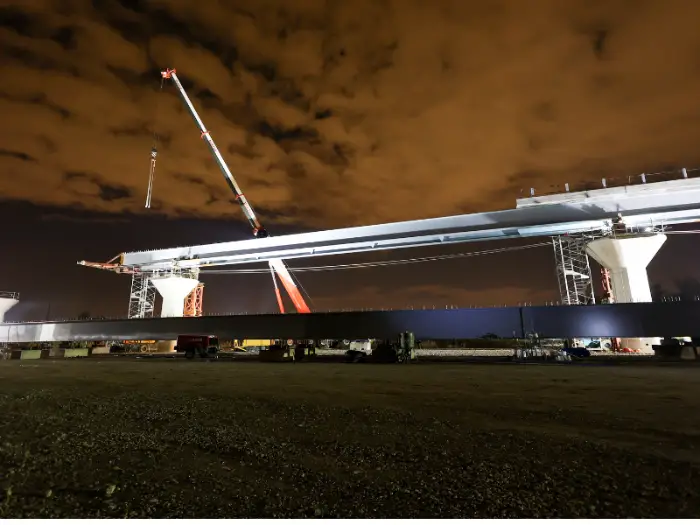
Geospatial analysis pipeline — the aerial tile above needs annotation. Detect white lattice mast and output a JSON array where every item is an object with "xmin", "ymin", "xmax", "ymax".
[
  {"xmin": 127, "ymin": 272, "xmax": 157, "ymax": 319},
  {"xmin": 552, "ymin": 235, "xmax": 596, "ymax": 305},
  {"xmin": 128, "ymin": 268, "xmax": 203, "ymax": 319}
]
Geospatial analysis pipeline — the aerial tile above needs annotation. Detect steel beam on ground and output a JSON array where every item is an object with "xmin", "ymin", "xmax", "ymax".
[{"xmin": 3, "ymin": 302, "xmax": 700, "ymax": 343}]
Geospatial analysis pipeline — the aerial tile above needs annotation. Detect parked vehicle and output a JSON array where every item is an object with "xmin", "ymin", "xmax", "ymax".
[{"xmin": 175, "ymin": 334, "xmax": 220, "ymax": 359}]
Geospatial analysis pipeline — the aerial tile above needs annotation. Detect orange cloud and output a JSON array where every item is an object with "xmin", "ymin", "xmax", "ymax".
[{"xmin": 1, "ymin": 0, "xmax": 700, "ymax": 230}]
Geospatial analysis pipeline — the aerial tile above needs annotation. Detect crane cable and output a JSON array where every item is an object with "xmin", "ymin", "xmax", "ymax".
[
  {"xmin": 291, "ymin": 270, "xmax": 317, "ymax": 310},
  {"xmin": 200, "ymin": 241, "xmax": 552, "ymax": 275},
  {"xmin": 145, "ymin": 75, "xmax": 165, "ymax": 208}
]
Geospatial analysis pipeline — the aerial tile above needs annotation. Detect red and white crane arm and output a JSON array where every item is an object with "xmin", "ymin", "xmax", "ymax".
[
  {"xmin": 161, "ymin": 69, "xmax": 268, "ymax": 238},
  {"xmin": 161, "ymin": 68, "xmax": 310, "ymax": 314}
]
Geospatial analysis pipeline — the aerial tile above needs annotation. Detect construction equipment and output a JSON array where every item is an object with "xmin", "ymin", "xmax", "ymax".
[
  {"xmin": 236, "ymin": 339, "xmax": 274, "ymax": 352},
  {"xmin": 259, "ymin": 343, "xmax": 295, "ymax": 362},
  {"xmin": 145, "ymin": 73, "xmax": 165, "ymax": 209},
  {"xmin": 145, "ymin": 147, "xmax": 157, "ymax": 208},
  {"xmin": 160, "ymin": 68, "xmax": 311, "ymax": 314},
  {"xmin": 257, "ymin": 340, "xmax": 317, "ymax": 362},
  {"xmin": 161, "ymin": 69, "xmax": 267, "ymax": 238},
  {"xmin": 345, "ymin": 332, "xmax": 416, "ymax": 363},
  {"xmin": 78, "ymin": 255, "xmax": 132, "ymax": 274},
  {"xmin": 109, "ymin": 340, "xmax": 156, "ymax": 353},
  {"xmin": 174, "ymin": 334, "xmax": 220, "ymax": 359}
]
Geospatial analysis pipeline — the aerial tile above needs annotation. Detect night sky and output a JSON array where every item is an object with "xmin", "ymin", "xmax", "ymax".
[{"xmin": 2, "ymin": 0, "xmax": 700, "ymax": 321}]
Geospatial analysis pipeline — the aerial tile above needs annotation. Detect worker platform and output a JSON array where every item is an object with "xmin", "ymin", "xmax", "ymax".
[{"xmin": 96, "ymin": 171, "xmax": 700, "ymax": 272}]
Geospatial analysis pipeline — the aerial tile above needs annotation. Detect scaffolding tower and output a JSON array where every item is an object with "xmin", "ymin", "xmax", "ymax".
[
  {"xmin": 127, "ymin": 272, "xmax": 157, "ymax": 319},
  {"xmin": 184, "ymin": 283, "xmax": 204, "ymax": 317},
  {"xmin": 552, "ymin": 235, "xmax": 596, "ymax": 305},
  {"xmin": 128, "ymin": 268, "xmax": 203, "ymax": 318}
]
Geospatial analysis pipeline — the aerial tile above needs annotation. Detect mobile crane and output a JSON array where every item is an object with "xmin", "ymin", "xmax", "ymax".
[{"xmin": 160, "ymin": 69, "xmax": 311, "ymax": 314}]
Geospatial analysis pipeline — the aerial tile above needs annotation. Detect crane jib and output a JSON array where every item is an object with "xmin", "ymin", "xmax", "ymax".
[
  {"xmin": 164, "ymin": 69, "xmax": 268, "ymax": 234},
  {"xmin": 161, "ymin": 67, "xmax": 302, "ymax": 307}
]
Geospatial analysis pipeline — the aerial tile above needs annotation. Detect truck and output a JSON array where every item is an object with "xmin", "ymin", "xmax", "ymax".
[
  {"xmin": 345, "ymin": 333, "xmax": 416, "ymax": 363},
  {"xmin": 349, "ymin": 339, "xmax": 373, "ymax": 353},
  {"xmin": 174, "ymin": 334, "xmax": 220, "ymax": 359}
]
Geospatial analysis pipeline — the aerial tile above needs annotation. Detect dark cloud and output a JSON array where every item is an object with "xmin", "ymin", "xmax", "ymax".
[
  {"xmin": 98, "ymin": 183, "xmax": 131, "ymax": 202},
  {"xmin": 1, "ymin": 0, "xmax": 700, "ymax": 230},
  {"xmin": 0, "ymin": 149, "xmax": 35, "ymax": 162}
]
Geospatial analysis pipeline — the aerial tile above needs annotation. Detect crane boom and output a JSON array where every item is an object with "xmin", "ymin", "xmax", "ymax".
[
  {"xmin": 268, "ymin": 257, "xmax": 311, "ymax": 314},
  {"xmin": 161, "ymin": 68, "xmax": 311, "ymax": 314},
  {"xmin": 161, "ymin": 69, "xmax": 268, "ymax": 238}
]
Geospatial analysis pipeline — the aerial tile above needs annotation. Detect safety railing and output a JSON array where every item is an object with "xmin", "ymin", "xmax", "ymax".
[
  {"xmin": 0, "ymin": 291, "xmax": 19, "ymax": 300},
  {"xmin": 520, "ymin": 167, "xmax": 700, "ymax": 199}
]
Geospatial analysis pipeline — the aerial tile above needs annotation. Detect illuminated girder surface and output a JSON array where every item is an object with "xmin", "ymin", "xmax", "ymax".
[{"xmin": 116, "ymin": 175, "xmax": 700, "ymax": 271}]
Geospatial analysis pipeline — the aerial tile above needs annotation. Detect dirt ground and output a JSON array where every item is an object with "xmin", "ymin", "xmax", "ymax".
[{"xmin": 0, "ymin": 359, "xmax": 698, "ymax": 518}]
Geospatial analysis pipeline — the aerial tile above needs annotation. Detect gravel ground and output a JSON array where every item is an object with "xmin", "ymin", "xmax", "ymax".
[{"xmin": 0, "ymin": 360, "xmax": 698, "ymax": 518}]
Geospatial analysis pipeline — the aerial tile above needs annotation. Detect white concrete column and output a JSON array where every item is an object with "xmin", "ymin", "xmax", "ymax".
[
  {"xmin": 0, "ymin": 297, "xmax": 19, "ymax": 323},
  {"xmin": 586, "ymin": 233, "xmax": 666, "ymax": 351},
  {"xmin": 151, "ymin": 277, "xmax": 199, "ymax": 318},
  {"xmin": 151, "ymin": 277, "xmax": 199, "ymax": 354},
  {"xmin": 586, "ymin": 234, "xmax": 666, "ymax": 303}
]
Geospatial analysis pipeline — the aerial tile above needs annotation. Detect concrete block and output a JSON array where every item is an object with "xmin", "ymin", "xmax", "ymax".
[
  {"xmin": 64, "ymin": 348, "xmax": 89, "ymax": 358},
  {"xmin": 20, "ymin": 350, "xmax": 45, "ymax": 360}
]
